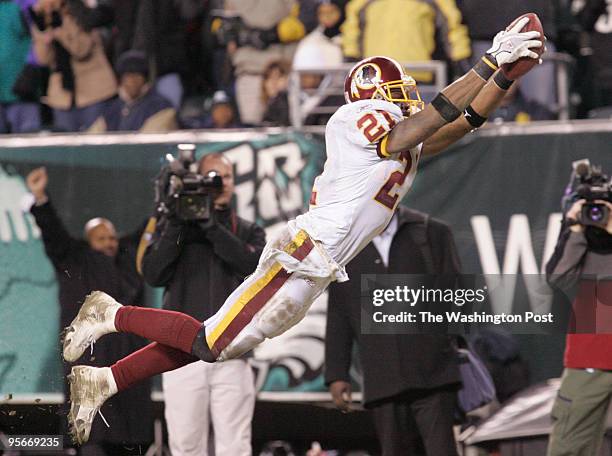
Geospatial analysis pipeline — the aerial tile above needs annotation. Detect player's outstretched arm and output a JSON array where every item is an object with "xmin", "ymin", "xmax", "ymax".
[
  {"xmin": 385, "ymin": 17, "xmax": 542, "ymax": 155},
  {"xmin": 420, "ymin": 70, "xmax": 516, "ymax": 156}
]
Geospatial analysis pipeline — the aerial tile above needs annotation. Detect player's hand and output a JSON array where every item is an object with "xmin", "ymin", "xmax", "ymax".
[
  {"xmin": 329, "ymin": 380, "xmax": 352, "ymax": 413},
  {"xmin": 26, "ymin": 167, "xmax": 48, "ymax": 202},
  {"xmin": 566, "ymin": 199, "xmax": 586, "ymax": 233},
  {"xmin": 486, "ymin": 17, "xmax": 542, "ymax": 66}
]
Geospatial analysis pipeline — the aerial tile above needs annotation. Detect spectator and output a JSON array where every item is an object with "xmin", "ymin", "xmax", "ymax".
[
  {"xmin": 572, "ymin": 0, "xmax": 612, "ymax": 113},
  {"xmin": 315, "ymin": 0, "xmax": 344, "ymax": 40},
  {"xmin": 297, "ymin": 0, "xmax": 322, "ymax": 33},
  {"xmin": 106, "ymin": 0, "xmax": 205, "ymax": 109},
  {"xmin": 222, "ymin": 0, "xmax": 305, "ymax": 125},
  {"xmin": 297, "ymin": 0, "xmax": 346, "ymax": 37},
  {"xmin": 325, "ymin": 207, "xmax": 461, "ymax": 456},
  {"xmin": 489, "ymin": 81, "xmax": 555, "ymax": 123},
  {"xmin": 29, "ymin": 0, "xmax": 117, "ymax": 132},
  {"xmin": 88, "ymin": 50, "xmax": 177, "ymax": 132},
  {"xmin": 261, "ymin": 60, "xmax": 291, "ymax": 126},
  {"xmin": 128, "ymin": 0, "xmax": 202, "ymax": 110},
  {"xmin": 142, "ymin": 153, "xmax": 266, "ymax": 456},
  {"xmin": 546, "ymin": 194, "xmax": 612, "ymax": 456},
  {"xmin": 459, "ymin": 0, "xmax": 558, "ymax": 115},
  {"xmin": 200, "ymin": 90, "xmax": 242, "ymax": 129},
  {"xmin": 293, "ymin": 0, "xmax": 345, "ymax": 67},
  {"xmin": 292, "ymin": 0, "xmax": 345, "ymax": 125},
  {"xmin": 0, "ymin": 0, "xmax": 41, "ymax": 133},
  {"xmin": 341, "ymin": 0, "xmax": 472, "ymax": 81},
  {"xmin": 178, "ymin": 90, "xmax": 242, "ymax": 129},
  {"xmin": 25, "ymin": 166, "xmax": 152, "ymax": 456}
]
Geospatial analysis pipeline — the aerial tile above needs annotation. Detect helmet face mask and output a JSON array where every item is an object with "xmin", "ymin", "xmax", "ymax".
[
  {"xmin": 375, "ymin": 77, "xmax": 424, "ymax": 116},
  {"xmin": 345, "ymin": 56, "xmax": 425, "ymax": 117}
]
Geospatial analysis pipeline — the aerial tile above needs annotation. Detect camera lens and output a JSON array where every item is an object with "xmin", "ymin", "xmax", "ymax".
[{"xmin": 588, "ymin": 205, "xmax": 604, "ymax": 222}]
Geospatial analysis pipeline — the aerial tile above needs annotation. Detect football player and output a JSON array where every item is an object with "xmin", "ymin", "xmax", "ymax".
[{"xmin": 62, "ymin": 16, "xmax": 543, "ymax": 444}]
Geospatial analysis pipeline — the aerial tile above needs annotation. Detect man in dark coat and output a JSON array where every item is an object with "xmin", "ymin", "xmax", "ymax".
[
  {"xmin": 26, "ymin": 167, "xmax": 152, "ymax": 456},
  {"xmin": 325, "ymin": 206, "xmax": 461, "ymax": 456}
]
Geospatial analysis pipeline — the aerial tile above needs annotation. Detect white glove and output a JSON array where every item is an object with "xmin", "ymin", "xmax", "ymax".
[{"xmin": 486, "ymin": 17, "xmax": 542, "ymax": 66}]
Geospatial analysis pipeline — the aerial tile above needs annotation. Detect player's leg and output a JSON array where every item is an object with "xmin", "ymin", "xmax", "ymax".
[
  {"xmin": 102, "ymin": 237, "xmax": 324, "ymax": 392},
  {"xmin": 68, "ymin": 342, "xmax": 197, "ymax": 444},
  {"xmin": 62, "ymin": 226, "xmax": 319, "ymax": 362},
  {"xmin": 193, "ymin": 228, "xmax": 332, "ymax": 361},
  {"xmin": 202, "ymin": 270, "xmax": 330, "ymax": 361},
  {"xmin": 62, "ymin": 291, "xmax": 204, "ymax": 363},
  {"xmin": 63, "ymin": 222, "xmax": 335, "ymax": 365},
  {"xmin": 67, "ymin": 227, "xmax": 333, "ymax": 444}
]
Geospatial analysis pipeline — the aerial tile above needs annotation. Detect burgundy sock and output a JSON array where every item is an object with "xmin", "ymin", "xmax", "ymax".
[
  {"xmin": 111, "ymin": 342, "xmax": 198, "ymax": 391},
  {"xmin": 114, "ymin": 306, "xmax": 201, "ymax": 354}
]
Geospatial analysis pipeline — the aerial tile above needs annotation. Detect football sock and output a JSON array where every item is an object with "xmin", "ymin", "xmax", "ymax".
[
  {"xmin": 114, "ymin": 306, "xmax": 202, "ymax": 354},
  {"xmin": 111, "ymin": 342, "xmax": 198, "ymax": 391}
]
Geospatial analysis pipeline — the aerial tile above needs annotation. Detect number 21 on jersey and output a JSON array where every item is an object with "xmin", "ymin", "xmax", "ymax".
[
  {"xmin": 356, "ymin": 111, "xmax": 414, "ymax": 211},
  {"xmin": 374, "ymin": 149, "xmax": 413, "ymax": 210}
]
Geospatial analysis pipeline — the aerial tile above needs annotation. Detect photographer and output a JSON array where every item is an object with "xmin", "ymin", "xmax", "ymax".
[
  {"xmin": 141, "ymin": 152, "xmax": 266, "ymax": 456},
  {"xmin": 29, "ymin": 0, "xmax": 117, "ymax": 132},
  {"xmin": 546, "ymin": 164, "xmax": 612, "ymax": 456}
]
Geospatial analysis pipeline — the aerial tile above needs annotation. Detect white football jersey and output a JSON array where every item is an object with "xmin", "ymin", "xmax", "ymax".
[{"xmin": 294, "ymin": 98, "xmax": 422, "ymax": 269}]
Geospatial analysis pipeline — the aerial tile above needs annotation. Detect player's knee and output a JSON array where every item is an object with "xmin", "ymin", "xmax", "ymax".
[
  {"xmin": 190, "ymin": 324, "xmax": 216, "ymax": 363},
  {"xmin": 259, "ymin": 297, "xmax": 308, "ymax": 339}
]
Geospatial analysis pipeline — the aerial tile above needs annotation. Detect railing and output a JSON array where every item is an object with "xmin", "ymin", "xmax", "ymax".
[{"xmin": 546, "ymin": 52, "xmax": 575, "ymax": 121}]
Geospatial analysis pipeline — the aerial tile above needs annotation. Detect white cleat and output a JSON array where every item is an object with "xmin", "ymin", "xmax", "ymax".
[
  {"xmin": 62, "ymin": 291, "xmax": 122, "ymax": 362},
  {"xmin": 67, "ymin": 365, "xmax": 116, "ymax": 445}
]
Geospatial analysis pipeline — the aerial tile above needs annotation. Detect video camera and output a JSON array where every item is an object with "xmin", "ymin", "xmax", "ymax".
[
  {"xmin": 564, "ymin": 159, "xmax": 612, "ymax": 229},
  {"xmin": 155, "ymin": 144, "xmax": 223, "ymax": 222}
]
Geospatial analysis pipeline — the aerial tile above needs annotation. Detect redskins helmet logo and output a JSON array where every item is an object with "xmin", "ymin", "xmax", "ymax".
[{"xmin": 351, "ymin": 63, "xmax": 382, "ymax": 99}]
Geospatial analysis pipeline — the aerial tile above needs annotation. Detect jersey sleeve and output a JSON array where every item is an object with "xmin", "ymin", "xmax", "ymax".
[{"xmin": 344, "ymin": 103, "xmax": 402, "ymax": 158}]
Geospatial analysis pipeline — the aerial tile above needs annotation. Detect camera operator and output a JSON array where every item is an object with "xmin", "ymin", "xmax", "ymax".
[
  {"xmin": 141, "ymin": 152, "xmax": 266, "ymax": 456},
  {"xmin": 546, "ymin": 163, "xmax": 612, "ymax": 456}
]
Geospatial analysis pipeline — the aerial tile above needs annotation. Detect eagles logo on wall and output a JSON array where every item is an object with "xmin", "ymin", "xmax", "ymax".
[{"xmin": 351, "ymin": 63, "xmax": 382, "ymax": 98}]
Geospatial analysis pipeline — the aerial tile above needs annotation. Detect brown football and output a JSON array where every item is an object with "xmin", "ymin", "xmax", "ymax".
[{"xmin": 500, "ymin": 13, "xmax": 545, "ymax": 80}]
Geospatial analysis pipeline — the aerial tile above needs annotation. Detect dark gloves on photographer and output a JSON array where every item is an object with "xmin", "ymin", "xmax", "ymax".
[{"xmin": 28, "ymin": 6, "xmax": 62, "ymax": 30}]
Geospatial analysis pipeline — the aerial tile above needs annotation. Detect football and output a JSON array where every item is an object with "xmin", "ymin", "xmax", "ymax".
[{"xmin": 501, "ymin": 13, "xmax": 545, "ymax": 80}]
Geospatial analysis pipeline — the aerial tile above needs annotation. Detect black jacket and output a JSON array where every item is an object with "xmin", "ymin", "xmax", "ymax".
[
  {"xmin": 141, "ymin": 209, "xmax": 266, "ymax": 323},
  {"xmin": 30, "ymin": 200, "xmax": 152, "ymax": 444},
  {"xmin": 130, "ymin": 0, "xmax": 189, "ymax": 77},
  {"xmin": 324, "ymin": 207, "xmax": 461, "ymax": 407}
]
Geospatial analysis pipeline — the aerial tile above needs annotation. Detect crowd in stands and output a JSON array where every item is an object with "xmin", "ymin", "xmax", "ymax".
[{"xmin": 0, "ymin": 0, "xmax": 611, "ymax": 134}]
